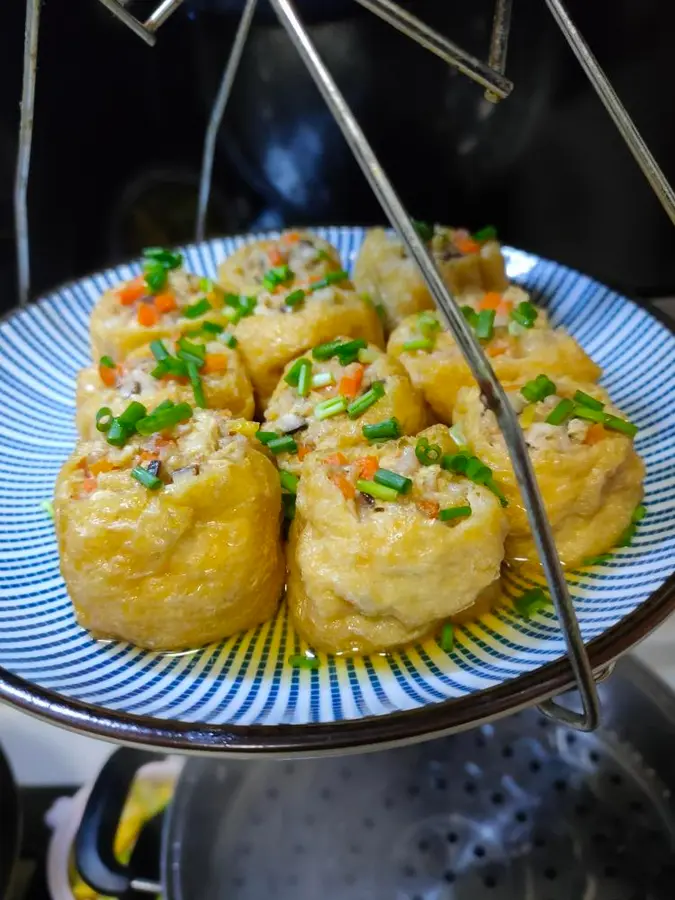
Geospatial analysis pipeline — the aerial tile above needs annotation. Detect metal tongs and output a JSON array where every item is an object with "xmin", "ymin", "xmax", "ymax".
[{"xmin": 15, "ymin": 0, "xmax": 675, "ymax": 732}]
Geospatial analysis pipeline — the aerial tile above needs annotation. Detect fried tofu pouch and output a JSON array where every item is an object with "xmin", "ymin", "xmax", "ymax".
[
  {"xmin": 353, "ymin": 225, "xmax": 508, "ymax": 331},
  {"xmin": 90, "ymin": 268, "xmax": 233, "ymax": 360},
  {"xmin": 287, "ymin": 427, "xmax": 508, "ymax": 654},
  {"xmin": 218, "ymin": 229, "xmax": 343, "ymax": 295},
  {"xmin": 388, "ymin": 288, "xmax": 601, "ymax": 423},
  {"xmin": 263, "ymin": 338, "xmax": 429, "ymax": 474},
  {"xmin": 55, "ymin": 410, "xmax": 284, "ymax": 651},
  {"xmin": 76, "ymin": 339, "xmax": 254, "ymax": 439},
  {"xmin": 453, "ymin": 377, "xmax": 644, "ymax": 569}
]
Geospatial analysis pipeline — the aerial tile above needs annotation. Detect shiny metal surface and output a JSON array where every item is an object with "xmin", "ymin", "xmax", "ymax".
[
  {"xmin": 485, "ymin": 0, "xmax": 512, "ymax": 102},
  {"xmin": 144, "ymin": 0, "xmax": 185, "ymax": 33},
  {"xmin": 165, "ymin": 656, "xmax": 675, "ymax": 900},
  {"xmin": 94, "ymin": 0, "xmax": 156, "ymax": 45},
  {"xmin": 268, "ymin": 0, "xmax": 599, "ymax": 732}
]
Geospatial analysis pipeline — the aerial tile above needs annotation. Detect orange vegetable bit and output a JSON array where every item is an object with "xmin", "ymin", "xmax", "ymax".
[
  {"xmin": 267, "ymin": 247, "xmax": 284, "ymax": 266},
  {"xmin": 117, "ymin": 278, "xmax": 146, "ymax": 306},
  {"xmin": 338, "ymin": 364, "xmax": 364, "ymax": 399},
  {"xmin": 496, "ymin": 299, "xmax": 513, "ymax": 317},
  {"xmin": 416, "ymin": 499, "xmax": 440, "ymax": 519},
  {"xmin": 297, "ymin": 444, "xmax": 314, "ymax": 461},
  {"xmin": 89, "ymin": 459, "xmax": 115, "ymax": 476},
  {"xmin": 478, "ymin": 292, "xmax": 503, "ymax": 311},
  {"xmin": 585, "ymin": 423, "xmax": 606, "ymax": 445},
  {"xmin": 329, "ymin": 470, "xmax": 356, "ymax": 500},
  {"xmin": 323, "ymin": 451, "xmax": 348, "ymax": 466},
  {"xmin": 82, "ymin": 475, "xmax": 97, "ymax": 494},
  {"xmin": 202, "ymin": 353, "xmax": 229, "ymax": 374},
  {"xmin": 98, "ymin": 363, "xmax": 118, "ymax": 387},
  {"xmin": 137, "ymin": 303, "xmax": 160, "ymax": 327},
  {"xmin": 139, "ymin": 450, "xmax": 160, "ymax": 463},
  {"xmin": 356, "ymin": 455, "xmax": 378, "ymax": 480},
  {"xmin": 282, "ymin": 231, "xmax": 300, "ymax": 245},
  {"xmin": 486, "ymin": 339, "xmax": 510, "ymax": 358},
  {"xmin": 454, "ymin": 237, "xmax": 481, "ymax": 255},
  {"xmin": 154, "ymin": 292, "xmax": 177, "ymax": 314}
]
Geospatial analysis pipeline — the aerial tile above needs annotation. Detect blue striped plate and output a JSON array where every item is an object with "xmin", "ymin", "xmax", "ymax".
[{"xmin": 0, "ymin": 227, "xmax": 674, "ymax": 753}]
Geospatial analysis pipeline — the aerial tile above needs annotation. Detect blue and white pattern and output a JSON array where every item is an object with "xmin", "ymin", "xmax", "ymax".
[{"xmin": 0, "ymin": 227, "xmax": 673, "ymax": 728}]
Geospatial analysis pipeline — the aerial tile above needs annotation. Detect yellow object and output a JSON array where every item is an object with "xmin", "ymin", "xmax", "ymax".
[
  {"xmin": 263, "ymin": 338, "xmax": 429, "ymax": 474},
  {"xmin": 287, "ymin": 426, "xmax": 508, "ymax": 654},
  {"xmin": 55, "ymin": 410, "xmax": 285, "ymax": 651},
  {"xmin": 352, "ymin": 226, "xmax": 508, "ymax": 332},
  {"xmin": 453, "ymin": 378, "xmax": 644, "ymax": 569},
  {"xmin": 76, "ymin": 340, "xmax": 254, "ymax": 440}
]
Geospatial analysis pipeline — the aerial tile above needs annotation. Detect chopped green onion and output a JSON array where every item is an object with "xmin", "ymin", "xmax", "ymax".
[
  {"xmin": 315, "ymin": 249, "xmax": 332, "ymax": 261},
  {"xmin": 118, "ymin": 401, "xmax": 147, "ymax": 428},
  {"xmin": 413, "ymin": 220, "xmax": 434, "ymax": 242},
  {"xmin": 448, "ymin": 424, "xmax": 467, "ymax": 448},
  {"xmin": 439, "ymin": 505, "xmax": 472, "ymax": 521},
  {"xmin": 131, "ymin": 465, "xmax": 163, "ymax": 490},
  {"xmin": 472, "ymin": 225, "xmax": 498, "ymax": 243},
  {"xmin": 284, "ymin": 357, "xmax": 309, "ymax": 387},
  {"xmin": 314, "ymin": 396, "xmax": 348, "ymax": 420},
  {"xmin": 312, "ymin": 339, "xmax": 346, "ymax": 361},
  {"xmin": 486, "ymin": 477, "xmax": 508, "ymax": 507},
  {"xmin": 297, "ymin": 359, "xmax": 312, "ymax": 398},
  {"xmin": 238, "ymin": 295, "xmax": 257, "ymax": 319},
  {"xmin": 142, "ymin": 247, "xmax": 182, "ymax": 270},
  {"xmin": 311, "ymin": 371, "xmax": 334, "ymax": 389},
  {"xmin": 475, "ymin": 309, "xmax": 496, "ymax": 341},
  {"xmin": 183, "ymin": 298, "xmax": 212, "ymax": 319},
  {"xmin": 418, "ymin": 311, "xmax": 440, "ymax": 337},
  {"xmin": 402, "ymin": 338, "xmax": 434, "ymax": 352},
  {"xmin": 583, "ymin": 553, "xmax": 613, "ymax": 566},
  {"xmin": 282, "ymin": 493, "xmax": 296, "ymax": 521},
  {"xmin": 288, "ymin": 653, "xmax": 320, "ymax": 670},
  {"xmin": 461, "ymin": 305, "xmax": 479, "ymax": 327},
  {"xmin": 151, "ymin": 357, "xmax": 189, "ymax": 379},
  {"xmin": 285, "ymin": 289, "xmax": 306, "ymax": 308},
  {"xmin": 465, "ymin": 457, "xmax": 492, "ymax": 484},
  {"xmin": 545, "ymin": 398, "xmax": 575, "ymax": 426},
  {"xmin": 312, "ymin": 338, "xmax": 367, "ymax": 365},
  {"xmin": 280, "ymin": 470, "xmax": 299, "ymax": 494},
  {"xmin": 224, "ymin": 292, "xmax": 241, "ymax": 308},
  {"xmin": 357, "ymin": 346, "xmax": 379, "ymax": 364},
  {"xmin": 603, "ymin": 414, "xmax": 638, "ymax": 437},
  {"xmin": 187, "ymin": 361, "xmax": 207, "ymax": 409},
  {"xmin": 574, "ymin": 390, "xmax": 604, "ymax": 411},
  {"xmin": 262, "ymin": 264, "xmax": 295, "ymax": 292},
  {"xmin": 135, "ymin": 402, "xmax": 193, "ymax": 435},
  {"xmin": 373, "ymin": 467, "xmax": 412, "ymax": 494},
  {"xmin": 632, "ymin": 504, "xmax": 647, "ymax": 523},
  {"xmin": 267, "ymin": 435, "xmax": 298, "ymax": 455},
  {"xmin": 510, "ymin": 301, "xmax": 538, "ymax": 329},
  {"xmin": 441, "ymin": 451, "xmax": 471, "ymax": 475},
  {"xmin": 573, "ymin": 404, "xmax": 605, "ymax": 424},
  {"xmin": 106, "ymin": 419, "xmax": 133, "ymax": 448},
  {"xmin": 514, "ymin": 587, "xmax": 549, "ymax": 618},
  {"xmin": 256, "ymin": 431, "xmax": 279, "ymax": 445},
  {"xmin": 415, "ymin": 437, "xmax": 442, "ymax": 465},
  {"xmin": 40, "ymin": 499, "xmax": 55, "ymax": 521},
  {"xmin": 99, "ymin": 355, "xmax": 116, "ymax": 369},
  {"xmin": 356, "ymin": 479, "xmax": 399, "ymax": 502},
  {"xmin": 508, "ymin": 320, "xmax": 527, "ymax": 337},
  {"xmin": 441, "ymin": 452, "xmax": 508, "ymax": 506},
  {"xmin": 347, "ymin": 382, "xmax": 385, "ymax": 419},
  {"xmin": 375, "ymin": 302, "xmax": 386, "ymax": 323},
  {"xmin": 308, "ymin": 270, "xmax": 349, "ymax": 292},
  {"xmin": 520, "ymin": 374, "xmax": 556, "ymax": 403},
  {"xmin": 150, "ymin": 340, "xmax": 169, "ymax": 362},
  {"xmin": 439, "ymin": 622, "xmax": 454, "ymax": 652},
  {"xmin": 219, "ymin": 331, "xmax": 237, "ymax": 349},
  {"xmin": 143, "ymin": 262, "xmax": 167, "ymax": 293},
  {"xmin": 362, "ymin": 417, "xmax": 401, "ymax": 442},
  {"xmin": 201, "ymin": 320, "xmax": 224, "ymax": 335},
  {"xmin": 199, "ymin": 277, "xmax": 214, "ymax": 293},
  {"xmin": 153, "ymin": 400, "xmax": 175, "ymax": 413},
  {"xmin": 617, "ymin": 523, "xmax": 637, "ymax": 547},
  {"xmin": 96, "ymin": 407, "xmax": 114, "ymax": 433},
  {"xmin": 176, "ymin": 337, "xmax": 206, "ymax": 367}
]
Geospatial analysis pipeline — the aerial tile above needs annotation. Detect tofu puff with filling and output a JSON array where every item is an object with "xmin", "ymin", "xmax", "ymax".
[
  {"xmin": 262, "ymin": 338, "xmax": 429, "ymax": 475},
  {"xmin": 54, "ymin": 409, "xmax": 285, "ymax": 651},
  {"xmin": 352, "ymin": 225, "xmax": 508, "ymax": 332},
  {"xmin": 225, "ymin": 271, "xmax": 384, "ymax": 410},
  {"xmin": 218, "ymin": 229, "xmax": 343, "ymax": 295},
  {"xmin": 76, "ymin": 337, "xmax": 254, "ymax": 439},
  {"xmin": 90, "ymin": 264, "xmax": 235, "ymax": 360},
  {"xmin": 287, "ymin": 426, "xmax": 508, "ymax": 654},
  {"xmin": 388, "ymin": 287, "xmax": 601, "ymax": 424},
  {"xmin": 453, "ymin": 376, "xmax": 644, "ymax": 569}
]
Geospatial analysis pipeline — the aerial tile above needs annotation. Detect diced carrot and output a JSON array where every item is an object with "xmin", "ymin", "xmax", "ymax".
[
  {"xmin": 323, "ymin": 452, "xmax": 348, "ymax": 466},
  {"xmin": 585, "ymin": 423, "xmax": 606, "ymax": 445},
  {"xmin": 267, "ymin": 247, "xmax": 284, "ymax": 266},
  {"xmin": 486, "ymin": 340, "xmax": 509, "ymax": 358},
  {"xmin": 338, "ymin": 364, "xmax": 364, "ymax": 399},
  {"xmin": 416, "ymin": 499, "xmax": 440, "ymax": 519},
  {"xmin": 297, "ymin": 444, "xmax": 314, "ymax": 461},
  {"xmin": 154, "ymin": 292, "xmax": 177, "ymax": 314},
  {"xmin": 356, "ymin": 455, "xmax": 378, "ymax": 480},
  {"xmin": 454, "ymin": 237, "xmax": 481, "ymax": 255},
  {"xmin": 137, "ymin": 303, "xmax": 160, "ymax": 327},
  {"xmin": 118, "ymin": 278, "xmax": 146, "ymax": 306},
  {"xmin": 89, "ymin": 459, "xmax": 115, "ymax": 476},
  {"xmin": 98, "ymin": 363, "xmax": 118, "ymax": 387},
  {"xmin": 282, "ymin": 231, "xmax": 300, "ymax": 245},
  {"xmin": 478, "ymin": 292, "xmax": 503, "ymax": 311},
  {"xmin": 139, "ymin": 450, "xmax": 159, "ymax": 463},
  {"xmin": 329, "ymin": 471, "xmax": 356, "ymax": 500},
  {"xmin": 202, "ymin": 353, "xmax": 229, "ymax": 374},
  {"xmin": 82, "ymin": 475, "xmax": 97, "ymax": 494},
  {"xmin": 496, "ymin": 299, "xmax": 513, "ymax": 316}
]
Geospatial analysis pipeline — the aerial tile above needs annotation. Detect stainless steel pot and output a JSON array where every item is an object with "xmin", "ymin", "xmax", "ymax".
[{"xmin": 75, "ymin": 655, "xmax": 675, "ymax": 899}]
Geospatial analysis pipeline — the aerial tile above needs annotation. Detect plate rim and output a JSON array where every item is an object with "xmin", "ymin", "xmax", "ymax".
[{"xmin": 1, "ymin": 231, "xmax": 674, "ymax": 754}]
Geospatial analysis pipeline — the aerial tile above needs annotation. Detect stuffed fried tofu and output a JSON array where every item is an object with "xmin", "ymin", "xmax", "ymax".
[
  {"xmin": 76, "ymin": 335, "xmax": 254, "ymax": 439},
  {"xmin": 55, "ymin": 407, "xmax": 284, "ymax": 651},
  {"xmin": 218, "ymin": 229, "xmax": 343, "ymax": 295},
  {"xmin": 287, "ymin": 426, "xmax": 508, "ymax": 654},
  {"xmin": 388, "ymin": 287, "xmax": 601, "ymax": 423},
  {"xmin": 90, "ymin": 247, "xmax": 234, "ymax": 360},
  {"xmin": 453, "ymin": 376, "xmax": 644, "ymax": 569},
  {"xmin": 261, "ymin": 337, "xmax": 429, "ymax": 475},
  {"xmin": 352, "ymin": 224, "xmax": 508, "ymax": 331}
]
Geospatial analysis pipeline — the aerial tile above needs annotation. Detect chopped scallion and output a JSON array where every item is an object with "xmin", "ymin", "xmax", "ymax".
[
  {"xmin": 96, "ymin": 407, "xmax": 113, "ymax": 433},
  {"xmin": 176, "ymin": 337, "xmax": 206, "ymax": 367},
  {"xmin": 256, "ymin": 431, "xmax": 279, "ymax": 445},
  {"xmin": 199, "ymin": 277, "xmax": 214, "ymax": 293},
  {"xmin": 280, "ymin": 470, "xmax": 299, "ymax": 494},
  {"xmin": 135, "ymin": 403, "xmax": 193, "ymax": 435},
  {"xmin": 142, "ymin": 247, "xmax": 182, "ymax": 270},
  {"xmin": 413, "ymin": 220, "xmax": 434, "ymax": 242},
  {"xmin": 267, "ymin": 435, "xmax": 298, "ymax": 455},
  {"xmin": 106, "ymin": 419, "xmax": 132, "ymax": 448},
  {"xmin": 262, "ymin": 264, "xmax": 294, "ymax": 292},
  {"xmin": 288, "ymin": 653, "xmax": 320, "ymax": 670},
  {"xmin": 510, "ymin": 301, "xmax": 538, "ymax": 329},
  {"xmin": 514, "ymin": 587, "xmax": 549, "ymax": 618},
  {"xmin": 284, "ymin": 357, "xmax": 309, "ymax": 387},
  {"xmin": 311, "ymin": 371, "xmax": 335, "ymax": 389},
  {"xmin": 520, "ymin": 374, "xmax": 556, "ymax": 404},
  {"xmin": 201, "ymin": 320, "xmax": 224, "ymax": 335},
  {"xmin": 439, "ymin": 505, "xmax": 472, "ymax": 521},
  {"xmin": 285, "ymin": 289, "xmax": 306, "ymax": 308},
  {"xmin": 439, "ymin": 622, "xmax": 454, "ymax": 652},
  {"xmin": 40, "ymin": 499, "xmax": 55, "ymax": 521},
  {"xmin": 617, "ymin": 523, "xmax": 637, "ymax": 547},
  {"xmin": 603, "ymin": 414, "xmax": 638, "ymax": 437},
  {"xmin": 572, "ymin": 405, "xmax": 605, "ymax": 424},
  {"xmin": 418, "ymin": 311, "xmax": 440, "ymax": 338},
  {"xmin": 187, "ymin": 361, "xmax": 207, "ymax": 409},
  {"xmin": 402, "ymin": 338, "xmax": 434, "ymax": 352},
  {"xmin": 356, "ymin": 479, "xmax": 399, "ymax": 502},
  {"xmin": 632, "ymin": 504, "xmax": 647, "ymax": 523},
  {"xmin": 373, "ymin": 467, "xmax": 412, "ymax": 494},
  {"xmin": 150, "ymin": 340, "xmax": 169, "ymax": 362},
  {"xmin": 475, "ymin": 309, "xmax": 496, "ymax": 341},
  {"xmin": 219, "ymin": 331, "xmax": 237, "ymax": 349},
  {"xmin": 415, "ymin": 437, "xmax": 442, "ymax": 465},
  {"xmin": 461, "ymin": 305, "xmax": 479, "ymax": 327},
  {"xmin": 282, "ymin": 493, "xmax": 296, "ymax": 521},
  {"xmin": 297, "ymin": 359, "xmax": 312, "ymax": 398},
  {"xmin": 574, "ymin": 390, "xmax": 604, "ymax": 411},
  {"xmin": 118, "ymin": 401, "xmax": 148, "ymax": 428},
  {"xmin": 357, "ymin": 346, "xmax": 379, "ymax": 364},
  {"xmin": 99, "ymin": 355, "xmax": 116, "ymax": 369},
  {"xmin": 143, "ymin": 262, "xmax": 168, "ymax": 294},
  {"xmin": 183, "ymin": 298, "xmax": 212, "ymax": 319},
  {"xmin": 583, "ymin": 553, "xmax": 613, "ymax": 566},
  {"xmin": 347, "ymin": 382, "xmax": 385, "ymax": 419},
  {"xmin": 308, "ymin": 270, "xmax": 349, "ymax": 291},
  {"xmin": 131, "ymin": 465, "xmax": 163, "ymax": 490},
  {"xmin": 312, "ymin": 339, "xmax": 345, "ymax": 361},
  {"xmin": 314, "ymin": 396, "xmax": 348, "ymax": 420},
  {"xmin": 545, "ymin": 398, "xmax": 575, "ymax": 426},
  {"xmin": 472, "ymin": 225, "xmax": 497, "ymax": 242},
  {"xmin": 362, "ymin": 417, "xmax": 401, "ymax": 442},
  {"xmin": 448, "ymin": 424, "xmax": 467, "ymax": 448}
]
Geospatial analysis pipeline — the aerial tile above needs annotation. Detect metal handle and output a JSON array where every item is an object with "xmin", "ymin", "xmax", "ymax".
[{"xmin": 94, "ymin": 0, "xmax": 185, "ymax": 46}]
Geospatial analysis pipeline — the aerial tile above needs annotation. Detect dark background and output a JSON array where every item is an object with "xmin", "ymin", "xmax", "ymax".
[{"xmin": 1, "ymin": 0, "xmax": 674, "ymax": 310}]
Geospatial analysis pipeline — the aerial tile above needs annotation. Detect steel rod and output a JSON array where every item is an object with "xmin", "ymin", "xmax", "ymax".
[
  {"xmin": 353, "ymin": 0, "xmax": 513, "ymax": 100},
  {"xmin": 269, "ymin": 0, "xmax": 599, "ymax": 731},
  {"xmin": 196, "ymin": 0, "xmax": 258, "ymax": 243},
  {"xmin": 545, "ymin": 0, "xmax": 675, "ymax": 228},
  {"xmin": 485, "ymin": 0, "xmax": 512, "ymax": 103},
  {"xmin": 14, "ymin": 0, "xmax": 41, "ymax": 307},
  {"xmin": 144, "ymin": 0, "xmax": 185, "ymax": 33},
  {"xmin": 95, "ymin": 0, "xmax": 155, "ymax": 45}
]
